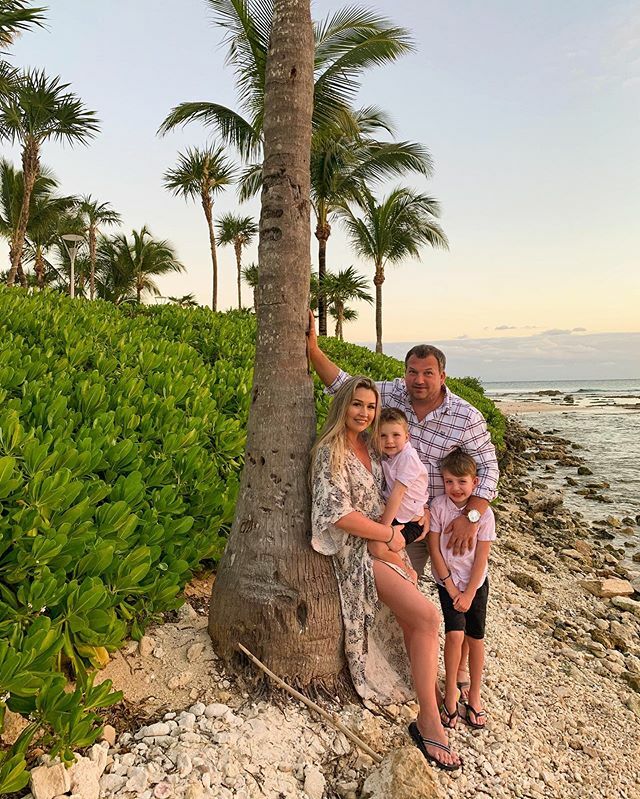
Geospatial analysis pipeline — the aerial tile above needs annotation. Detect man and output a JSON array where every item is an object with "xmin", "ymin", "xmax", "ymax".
[{"xmin": 307, "ymin": 313, "xmax": 499, "ymax": 576}]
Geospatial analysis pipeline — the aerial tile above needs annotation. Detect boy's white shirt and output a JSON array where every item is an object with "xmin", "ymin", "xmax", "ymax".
[
  {"xmin": 381, "ymin": 441, "xmax": 429, "ymax": 522},
  {"xmin": 429, "ymin": 494, "xmax": 496, "ymax": 591}
]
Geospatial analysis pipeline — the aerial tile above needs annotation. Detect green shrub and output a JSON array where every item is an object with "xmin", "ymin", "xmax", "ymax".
[{"xmin": 0, "ymin": 290, "xmax": 504, "ymax": 787}]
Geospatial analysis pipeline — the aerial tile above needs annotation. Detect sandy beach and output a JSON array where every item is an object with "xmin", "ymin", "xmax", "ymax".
[{"xmin": 13, "ymin": 417, "xmax": 640, "ymax": 799}]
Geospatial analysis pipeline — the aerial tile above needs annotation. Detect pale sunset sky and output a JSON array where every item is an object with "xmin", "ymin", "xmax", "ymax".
[{"xmin": 5, "ymin": 1, "xmax": 639, "ymax": 379}]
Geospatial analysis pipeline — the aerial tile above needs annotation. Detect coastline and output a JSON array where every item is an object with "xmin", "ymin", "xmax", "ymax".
[{"xmin": 11, "ymin": 417, "xmax": 640, "ymax": 799}]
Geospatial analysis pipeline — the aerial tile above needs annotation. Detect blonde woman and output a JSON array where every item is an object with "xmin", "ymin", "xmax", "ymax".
[{"xmin": 311, "ymin": 376, "xmax": 462, "ymax": 771}]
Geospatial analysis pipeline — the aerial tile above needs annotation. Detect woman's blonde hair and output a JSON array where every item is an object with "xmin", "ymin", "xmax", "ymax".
[{"xmin": 311, "ymin": 376, "xmax": 381, "ymax": 476}]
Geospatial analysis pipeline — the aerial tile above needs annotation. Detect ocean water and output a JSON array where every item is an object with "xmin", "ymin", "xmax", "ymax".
[{"xmin": 485, "ymin": 379, "xmax": 640, "ymax": 564}]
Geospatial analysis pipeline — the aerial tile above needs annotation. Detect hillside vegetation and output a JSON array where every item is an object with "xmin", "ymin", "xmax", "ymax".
[{"xmin": 0, "ymin": 289, "xmax": 504, "ymax": 791}]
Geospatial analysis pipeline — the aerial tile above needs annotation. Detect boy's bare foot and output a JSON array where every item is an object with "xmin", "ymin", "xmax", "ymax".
[
  {"xmin": 464, "ymin": 697, "xmax": 487, "ymax": 729},
  {"xmin": 456, "ymin": 668, "xmax": 470, "ymax": 702}
]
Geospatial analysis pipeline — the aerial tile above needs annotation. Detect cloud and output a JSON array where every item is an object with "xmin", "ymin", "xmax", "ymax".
[
  {"xmin": 380, "ymin": 332, "xmax": 640, "ymax": 382},
  {"xmin": 541, "ymin": 328, "xmax": 572, "ymax": 336},
  {"xmin": 572, "ymin": 327, "xmax": 587, "ymax": 332},
  {"xmin": 495, "ymin": 325, "xmax": 517, "ymax": 330},
  {"xmin": 456, "ymin": 334, "xmax": 468, "ymax": 340}
]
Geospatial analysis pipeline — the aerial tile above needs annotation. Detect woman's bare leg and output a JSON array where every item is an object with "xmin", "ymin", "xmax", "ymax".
[{"xmin": 373, "ymin": 561, "xmax": 461, "ymax": 767}]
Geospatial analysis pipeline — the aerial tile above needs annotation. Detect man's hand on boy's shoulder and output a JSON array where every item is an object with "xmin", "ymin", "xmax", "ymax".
[{"xmin": 445, "ymin": 514, "xmax": 478, "ymax": 555}]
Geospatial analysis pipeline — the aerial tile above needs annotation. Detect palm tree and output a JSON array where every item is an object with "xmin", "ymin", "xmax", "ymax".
[
  {"xmin": 241, "ymin": 262, "xmax": 258, "ymax": 309},
  {"xmin": 0, "ymin": 69, "xmax": 99, "ymax": 287},
  {"xmin": 320, "ymin": 266, "xmax": 372, "ymax": 340},
  {"xmin": 329, "ymin": 304, "xmax": 358, "ymax": 340},
  {"xmin": 0, "ymin": 158, "xmax": 58, "ymax": 280},
  {"xmin": 158, "ymin": 1, "xmax": 412, "ymax": 161},
  {"xmin": 97, "ymin": 226, "xmax": 184, "ymax": 305},
  {"xmin": 340, "ymin": 186, "xmax": 448, "ymax": 353},
  {"xmin": 25, "ymin": 192, "xmax": 79, "ymax": 289},
  {"xmin": 163, "ymin": 146, "xmax": 235, "ymax": 311},
  {"xmin": 215, "ymin": 212, "xmax": 257, "ymax": 308},
  {"xmin": 209, "ymin": 0, "xmax": 345, "ymax": 687},
  {"xmin": 78, "ymin": 196, "xmax": 121, "ymax": 301},
  {"xmin": 168, "ymin": 293, "xmax": 198, "ymax": 307},
  {"xmin": 0, "ymin": 1, "xmax": 45, "ymax": 95},
  {"xmin": 310, "ymin": 106, "xmax": 432, "ymax": 334}
]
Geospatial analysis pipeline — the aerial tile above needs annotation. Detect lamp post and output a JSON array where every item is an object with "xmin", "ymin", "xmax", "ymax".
[{"xmin": 61, "ymin": 234, "xmax": 84, "ymax": 299}]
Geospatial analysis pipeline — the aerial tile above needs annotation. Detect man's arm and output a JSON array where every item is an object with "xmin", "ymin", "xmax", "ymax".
[
  {"xmin": 445, "ymin": 409, "xmax": 499, "ymax": 555},
  {"xmin": 307, "ymin": 310, "xmax": 340, "ymax": 387}
]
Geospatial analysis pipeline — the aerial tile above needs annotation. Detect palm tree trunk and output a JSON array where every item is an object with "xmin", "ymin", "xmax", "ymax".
[
  {"xmin": 201, "ymin": 193, "xmax": 218, "ymax": 311},
  {"xmin": 315, "ymin": 216, "xmax": 331, "ymax": 337},
  {"xmin": 335, "ymin": 300, "xmax": 343, "ymax": 340},
  {"xmin": 89, "ymin": 225, "xmax": 97, "ymax": 301},
  {"xmin": 374, "ymin": 265, "xmax": 384, "ymax": 354},
  {"xmin": 234, "ymin": 238, "xmax": 243, "ymax": 309},
  {"xmin": 34, "ymin": 245, "xmax": 45, "ymax": 289},
  {"xmin": 7, "ymin": 140, "xmax": 39, "ymax": 287},
  {"xmin": 209, "ymin": 0, "xmax": 346, "ymax": 688}
]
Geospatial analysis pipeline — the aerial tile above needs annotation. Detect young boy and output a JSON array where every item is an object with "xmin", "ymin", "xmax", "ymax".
[
  {"xmin": 428, "ymin": 449, "xmax": 496, "ymax": 730},
  {"xmin": 368, "ymin": 408, "xmax": 429, "ymax": 582}
]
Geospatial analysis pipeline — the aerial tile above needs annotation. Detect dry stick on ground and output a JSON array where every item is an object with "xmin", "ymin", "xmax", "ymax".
[{"xmin": 237, "ymin": 643, "xmax": 383, "ymax": 764}]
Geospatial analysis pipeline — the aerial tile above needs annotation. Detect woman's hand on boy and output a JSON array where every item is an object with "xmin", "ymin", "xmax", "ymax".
[
  {"xmin": 415, "ymin": 508, "xmax": 430, "ymax": 541},
  {"xmin": 387, "ymin": 524, "xmax": 405, "ymax": 552}
]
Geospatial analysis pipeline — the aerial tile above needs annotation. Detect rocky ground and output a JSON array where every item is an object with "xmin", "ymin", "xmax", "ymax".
[{"xmin": 15, "ymin": 418, "xmax": 640, "ymax": 799}]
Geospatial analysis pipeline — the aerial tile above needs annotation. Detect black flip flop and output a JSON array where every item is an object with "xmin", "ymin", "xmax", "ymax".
[
  {"xmin": 439, "ymin": 703, "xmax": 458, "ymax": 729},
  {"xmin": 408, "ymin": 722, "xmax": 463, "ymax": 772},
  {"xmin": 463, "ymin": 703, "xmax": 487, "ymax": 730}
]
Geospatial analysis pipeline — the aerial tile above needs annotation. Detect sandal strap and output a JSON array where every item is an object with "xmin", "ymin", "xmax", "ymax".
[
  {"xmin": 420, "ymin": 737, "xmax": 452, "ymax": 754},
  {"xmin": 466, "ymin": 704, "xmax": 486, "ymax": 718}
]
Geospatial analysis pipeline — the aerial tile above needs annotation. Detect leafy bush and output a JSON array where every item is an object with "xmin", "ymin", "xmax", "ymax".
[{"xmin": 0, "ymin": 290, "xmax": 504, "ymax": 790}]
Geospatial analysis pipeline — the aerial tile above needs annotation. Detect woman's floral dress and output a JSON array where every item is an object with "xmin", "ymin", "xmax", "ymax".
[{"xmin": 311, "ymin": 443, "xmax": 414, "ymax": 705}]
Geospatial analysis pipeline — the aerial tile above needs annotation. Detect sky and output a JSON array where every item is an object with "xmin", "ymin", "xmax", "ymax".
[{"xmin": 4, "ymin": 0, "xmax": 639, "ymax": 380}]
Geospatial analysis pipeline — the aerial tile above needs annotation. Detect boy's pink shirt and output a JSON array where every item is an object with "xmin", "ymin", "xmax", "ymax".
[
  {"xmin": 381, "ymin": 441, "xmax": 429, "ymax": 522},
  {"xmin": 429, "ymin": 494, "xmax": 496, "ymax": 591}
]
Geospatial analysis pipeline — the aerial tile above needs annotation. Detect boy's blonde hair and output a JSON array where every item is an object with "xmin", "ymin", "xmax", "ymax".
[
  {"xmin": 379, "ymin": 407, "xmax": 409, "ymax": 433},
  {"xmin": 312, "ymin": 376, "xmax": 380, "ymax": 476},
  {"xmin": 440, "ymin": 448, "xmax": 477, "ymax": 478}
]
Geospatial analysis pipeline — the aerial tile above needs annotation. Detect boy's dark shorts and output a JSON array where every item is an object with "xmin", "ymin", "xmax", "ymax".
[
  {"xmin": 436, "ymin": 579, "xmax": 489, "ymax": 640},
  {"xmin": 393, "ymin": 518, "xmax": 424, "ymax": 545}
]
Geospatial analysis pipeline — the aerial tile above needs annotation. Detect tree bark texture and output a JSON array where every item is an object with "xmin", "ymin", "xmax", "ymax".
[
  {"xmin": 374, "ymin": 266, "xmax": 384, "ymax": 353},
  {"xmin": 315, "ymin": 217, "xmax": 331, "ymax": 336},
  {"xmin": 201, "ymin": 193, "xmax": 218, "ymax": 311},
  {"xmin": 7, "ymin": 139, "xmax": 39, "ymax": 287},
  {"xmin": 209, "ymin": 0, "xmax": 346, "ymax": 686}
]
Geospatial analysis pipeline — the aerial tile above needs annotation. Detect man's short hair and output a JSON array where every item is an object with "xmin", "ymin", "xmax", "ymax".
[
  {"xmin": 404, "ymin": 345, "xmax": 446, "ymax": 372},
  {"xmin": 440, "ymin": 449, "xmax": 477, "ymax": 478}
]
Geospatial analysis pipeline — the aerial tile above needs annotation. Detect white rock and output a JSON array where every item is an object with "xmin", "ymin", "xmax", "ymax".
[
  {"xmin": 204, "ymin": 702, "xmax": 229, "ymax": 719},
  {"xmin": 304, "ymin": 765, "xmax": 326, "ymax": 799},
  {"xmin": 100, "ymin": 773, "xmax": 127, "ymax": 793},
  {"xmin": 125, "ymin": 766, "xmax": 149, "ymax": 793},
  {"xmin": 88, "ymin": 743, "xmax": 108, "ymax": 776},
  {"xmin": 30, "ymin": 763, "xmax": 71, "ymax": 799},
  {"xmin": 138, "ymin": 635, "xmax": 155, "ymax": 657},
  {"xmin": 153, "ymin": 782, "xmax": 173, "ymax": 798},
  {"xmin": 136, "ymin": 722, "xmax": 171, "ymax": 740},
  {"xmin": 189, "ymin": 702, "xmax": 206, "ymax": 717},
  {"xmin": 68, "ymin": 756, "xmax": 100, "ymax": 799},
  {"xmin": 177, "ymin": 603, "xmax": 198, "ymax": 622},
  {"xmin": 176, "ymin": 753, "xmax": 193, "ymax": 777},
  {"xmin": 185, "ymin": 785, "xmax": 205, "ymax": 799}
]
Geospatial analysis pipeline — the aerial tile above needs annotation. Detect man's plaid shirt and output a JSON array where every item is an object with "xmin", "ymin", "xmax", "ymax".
[{"xmin": 329, "ymin": 371, "xmax": 499, "ymax": 502}]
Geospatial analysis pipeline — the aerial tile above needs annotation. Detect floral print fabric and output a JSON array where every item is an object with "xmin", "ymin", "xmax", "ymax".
[{"xmin": 311, "ymin": 444, "xmax": 414, "ymax": 704}]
